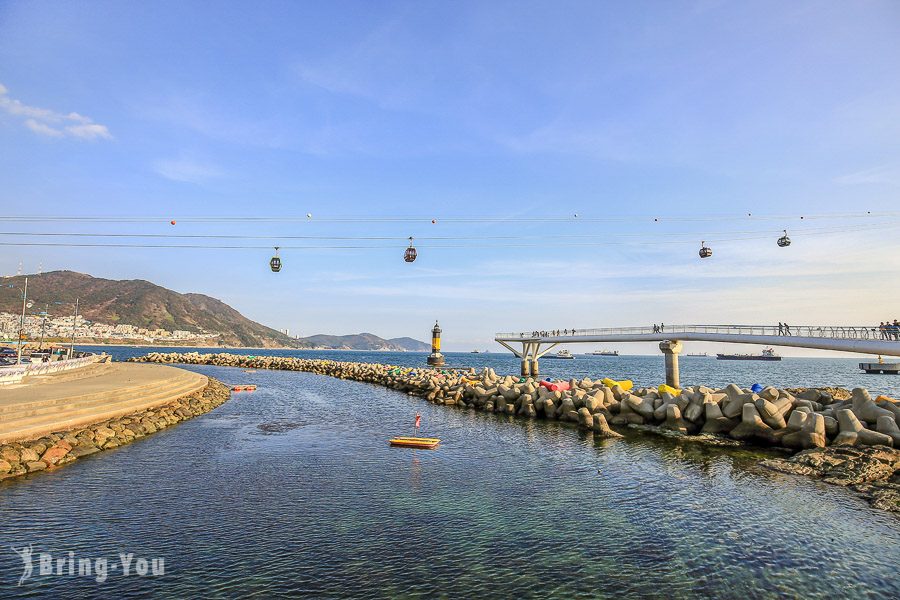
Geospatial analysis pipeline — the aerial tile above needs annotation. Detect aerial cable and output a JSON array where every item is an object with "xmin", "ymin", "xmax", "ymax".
[
  {"xmin": 0, "ymin": 220, "xmax": 896, "ymax": 242},
  {"xmin": 0, "ymin": 225, "xmax": 893, "ymax": 251},
  {"xmin": 0, "ymin": 210, "xmax": 898, "ymax": 224}
]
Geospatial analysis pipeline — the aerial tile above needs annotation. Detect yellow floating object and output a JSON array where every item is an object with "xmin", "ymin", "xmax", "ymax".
[
  {"xmin": 389, "ymin": 437, "xmax": 441, "ymax": 449},
  {"xmin": 658, "ymin": 384, "xmax": 681, "ymax": 396},
  {"xmin": 602, "ymin": 377, "xmax": 634, "ymax": 391}
]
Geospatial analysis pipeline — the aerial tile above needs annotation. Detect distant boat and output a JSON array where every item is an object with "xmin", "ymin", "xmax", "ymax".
[
  {"xmin": 545, "ymin": 349, "xmax": 575, "ymax": 360},
  {"xmin": 687, "ymin": 352, "xmax": 709, "ymax": 357},
  {"xmin": 470, "ymin": 350, "xmax": 480, "ymax": 353},
  {"xmin": 717, "ymin": 347, "xmax": 781, "ymax": 361},
  {"xmin": 587, "ymin": 350, "xmax": 619, "ymax": 356}
]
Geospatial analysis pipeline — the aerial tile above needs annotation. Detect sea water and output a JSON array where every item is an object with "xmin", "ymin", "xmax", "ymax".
[{"xmin": 1, "ymin": 348, "xmax": 898, "ymax": 598}]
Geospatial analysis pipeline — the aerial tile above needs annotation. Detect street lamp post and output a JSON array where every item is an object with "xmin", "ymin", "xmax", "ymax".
[
  {"xmin": 15, "ymin": 277, "xmax": 32, "ymax": 365},
  {"xmin": 69, "ymin": 298, "xmax": 80, "ymax": 359},
  {"xmin": 38, "ymin": 303, "xmax": 49, "ymax": 351}
]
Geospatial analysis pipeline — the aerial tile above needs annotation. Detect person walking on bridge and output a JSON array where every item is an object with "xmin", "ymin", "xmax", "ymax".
[
  {"xmin": 893, "ymin": 320, "xmax": 900, "ymax": 340},
  {"xmin": 880, "ymin": 322, "xmax": 888, "ymax": 340},
  {"xmin": 778, "ymin": 322, "xmax": 784, "ymax": 336},
  {"xmin": 784, "ymin": 322, "xmax": 792, "ymax": 336}
]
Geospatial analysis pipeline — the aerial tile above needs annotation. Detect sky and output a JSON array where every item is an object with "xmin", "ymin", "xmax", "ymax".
[{"xmin": 1, "ymin": 0, "xmax": 899, "ymax": 354}]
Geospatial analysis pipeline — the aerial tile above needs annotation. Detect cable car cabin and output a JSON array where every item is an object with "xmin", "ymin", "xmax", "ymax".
[
  {"xmin": 699, "ymin": 242, "xmax": 712, "ymax": 258},
  {"xmin": 404, "ymin": 237, "xmax": 417, "ymax": 263},
  {"xmin": 777, "ymin": 230, "xmax": 791, "ymax": 247},
  {"xmin": 270, "ymin": 247, "xmax": 282, "ymax": 272}
]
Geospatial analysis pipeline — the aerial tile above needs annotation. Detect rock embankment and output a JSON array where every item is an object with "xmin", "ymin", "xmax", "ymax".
[
  {"xmin": 131, "ymin": 352, "xmax": 900, "ymax": 450},
  {"xmin": 762, "ymin": 446, "xmax": 900, "ymax": 513},
  {"xmin": 0, "ymin": 378, "xmax": 230, "ymax": 481},
  {"xmin": 130, "ymin": 352, "xmax": 900, "ymax": 512}
]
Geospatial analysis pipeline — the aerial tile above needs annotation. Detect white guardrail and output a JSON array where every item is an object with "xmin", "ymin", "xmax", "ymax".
[
  {"xmin": 496, "ymin": 324, "xmax": 900, "ymax": 342},
  {"xmin": 0, "ymin": 353, "xmax": 106, "ymax": 386}
]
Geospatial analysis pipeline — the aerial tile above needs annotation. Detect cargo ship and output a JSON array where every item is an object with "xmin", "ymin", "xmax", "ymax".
[
  {"xmin": 716, "ymin": 347, "xmax": 781, "ymax": 361},
  {"xmin": 587, "ymin": 350, "xmax": 619, "ymax": 356}
]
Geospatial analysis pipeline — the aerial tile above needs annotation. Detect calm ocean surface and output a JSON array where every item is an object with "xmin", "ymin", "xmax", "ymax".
[{"xmin": 1, "ymin": 347, "xmax": 898, "ymax": 598}]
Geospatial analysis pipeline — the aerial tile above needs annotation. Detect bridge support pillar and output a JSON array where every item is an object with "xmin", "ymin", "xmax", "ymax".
[
  {"xmin": 659, "ymin": 340, "xmax": 683, "ymax": 388},
  {"xmin": 496, "ymin": 340, "xmax": 555, "ymax": 380},
  {"xmin": 520, "ymin": 342, "xmax": 543, "ymax": 378}
]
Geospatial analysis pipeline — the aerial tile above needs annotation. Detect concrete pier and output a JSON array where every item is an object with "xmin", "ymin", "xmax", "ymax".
[
  {"xmin": 859, "ymin": 362, "xmax": 900, "ymax": 374},
  {"xmin": 0, "ymin": 363, "xmax": 208, "ymax": 444},
  {"xmin": 659, "ymin": 340, "xmax": 683, "ymax": 388}
]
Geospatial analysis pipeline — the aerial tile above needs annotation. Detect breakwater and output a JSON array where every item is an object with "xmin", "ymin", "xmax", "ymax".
[
  {"xmin": 0, "ymin": 378, "xmax": 229, "ymax": 481},
  {"xmin": 130, "ymin": 352, "xmax": 900, "ymax": 512},
  {"xmin": 129, "ymin": 351, "xmax": 900, "ymax": 448}
]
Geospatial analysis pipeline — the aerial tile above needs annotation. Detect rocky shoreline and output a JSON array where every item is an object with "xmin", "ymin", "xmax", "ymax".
[
  {"xmin": 762, "ymin": 447, "xmax": 900, "ymax": 512},
  {"xmin": 0, "ymin": 378, "xmax": 230, "ymax": 481},
  {"xmin": 130, "ymin": 352, "xmax": 900, "ymax": 514}
]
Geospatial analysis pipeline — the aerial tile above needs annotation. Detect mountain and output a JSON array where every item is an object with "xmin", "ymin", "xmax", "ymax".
[
  {"xmin": 0, "ymin": 271, "xmax": 432, "ymax": 351},
  {"xmin": 299, "ymin": 333, "xmax": 430, "ymax": 352},
  {"xmin": 386, "ymin": 337, "xmax": 432, "ymax": 352},
  {"xmin": 0, "ymin": 271, "xmax": 297, "ymax": 348}
]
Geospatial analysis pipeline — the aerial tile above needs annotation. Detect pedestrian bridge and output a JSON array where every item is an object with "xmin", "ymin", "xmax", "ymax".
[{"xmin": 494, "ymin": 324, "xmax": 900, "ymax": 384}]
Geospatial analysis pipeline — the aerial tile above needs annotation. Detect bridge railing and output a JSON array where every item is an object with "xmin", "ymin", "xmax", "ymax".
[{"xmin": 496, "ymin": 324, "xmax": 896, "ymax": 341}]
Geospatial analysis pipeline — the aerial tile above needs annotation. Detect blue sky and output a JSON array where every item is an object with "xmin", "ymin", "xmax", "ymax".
[{"xmin": 1, "ymin": 1, "xmax": 899, "ymax": 353}]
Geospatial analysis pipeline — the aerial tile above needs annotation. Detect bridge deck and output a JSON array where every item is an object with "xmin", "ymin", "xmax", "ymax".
[{"xmin": 495, "ymin": 324, "xmax": 900, "ymax": 357}]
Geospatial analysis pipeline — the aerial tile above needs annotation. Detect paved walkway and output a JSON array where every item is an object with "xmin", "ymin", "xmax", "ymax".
[{"xmin": 0, "ymin": 363, "xmax": 208, "ymax": 444}]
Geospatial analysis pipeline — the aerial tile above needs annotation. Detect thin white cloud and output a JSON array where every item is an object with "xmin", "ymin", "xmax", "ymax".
[
  {"xmin": 139, "ymin": 91, "xmax": 288, "ymax": 150},
  {"xmin": 498, "ymin": 118, "xmax": 639, "ymax": 162},
  {"xmin": 65, "ymin": 123, "xmax": 112, "ymax": 140},
  {"xmin": 153, "ymin": 157, "xmax": 224, "ymax": 184},
  {"xmin": 24, "ymin": 118, "xmax": 63, "ymax": 137},
  {"xmin": 834, "ymin": 165, "xmax": 898, "ymax": 186},
  {"xmin": 0, "ymin": 83, "xmax": 112, "ymax": 140}
]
